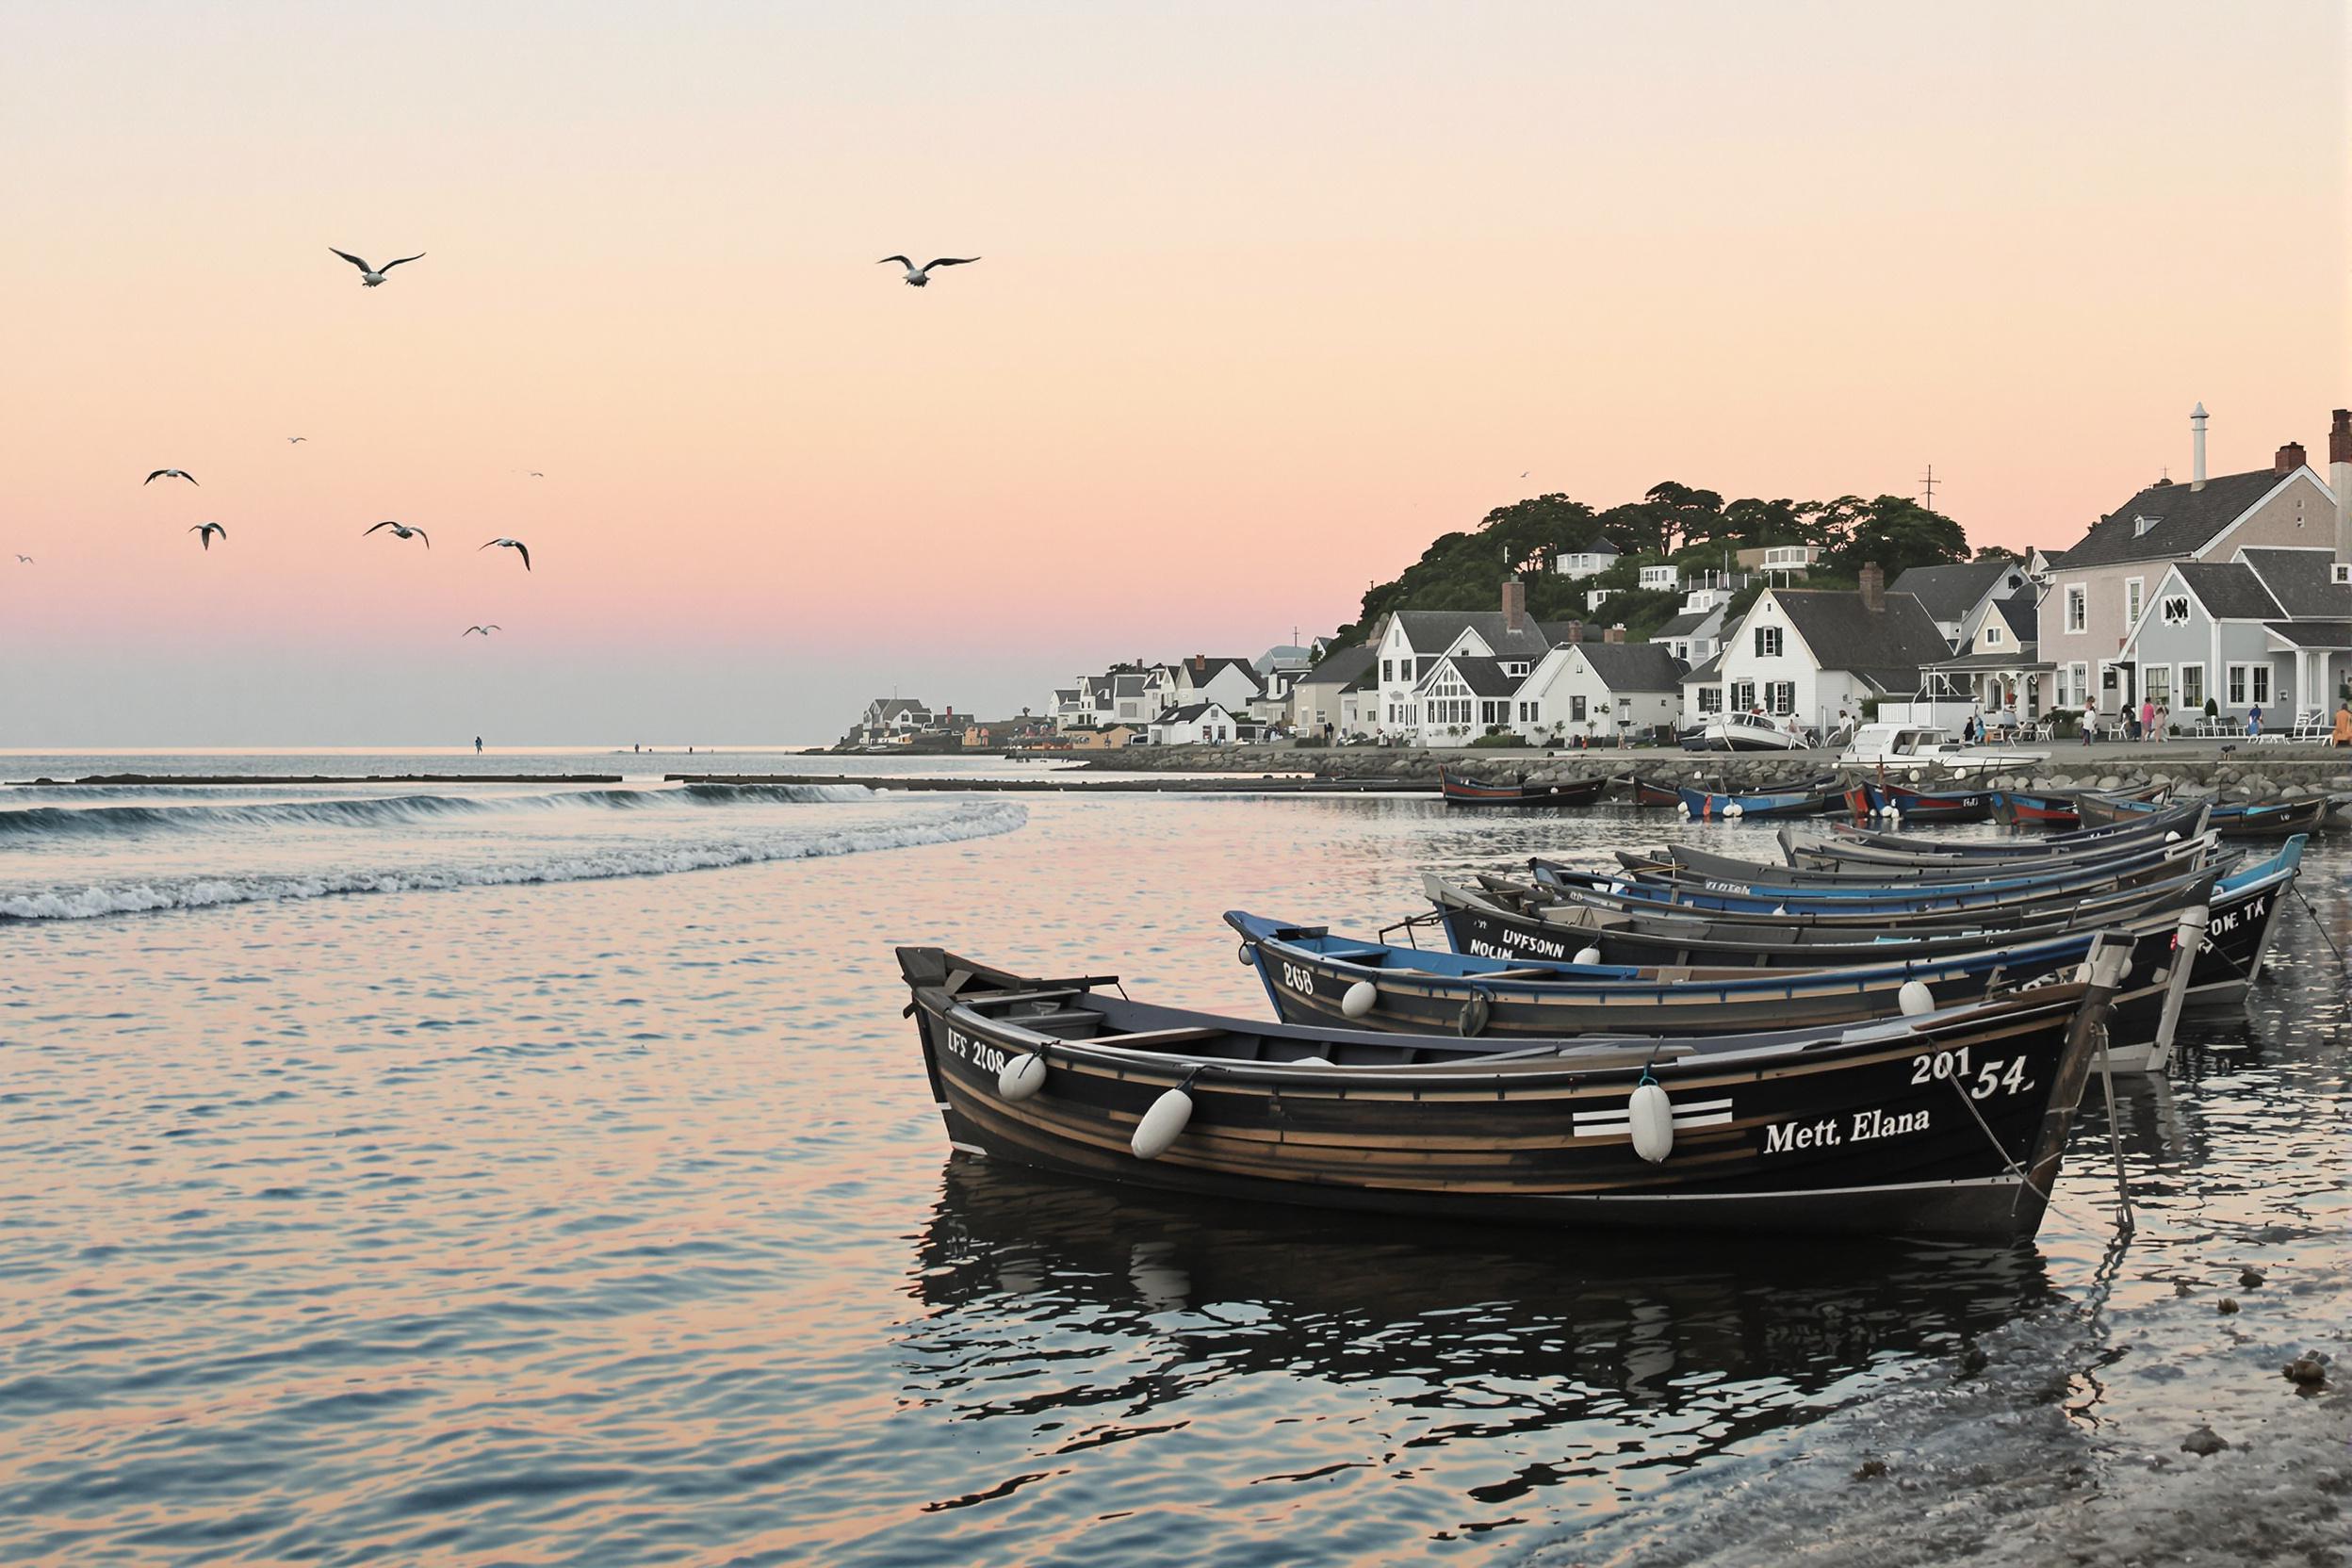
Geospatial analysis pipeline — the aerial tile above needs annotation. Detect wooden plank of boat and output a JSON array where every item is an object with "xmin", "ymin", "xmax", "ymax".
[
  {"xmin": 895, "ymin": 935, "xmax": 2137, "ymax": 1237},
  {"xmin": 1232, "ymin": 900, "xmax": 2205, "ymax": 1070}
]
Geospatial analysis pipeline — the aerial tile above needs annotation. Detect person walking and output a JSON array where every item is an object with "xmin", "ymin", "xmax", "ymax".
[
  {"xmin": 474, "ymin": 735, "xmax": 482, "ymax": 754},
  {"xmin": 2140, "ymin": 695, "xmax": 2155, "ymax": 742},
  {"xmin": 2155, "ymin": 701, "xmax": 2168, "ymax": 740},
  {"xmin": 2248, "ymin": 702, "xmax": 2262, "ymax": 739},
  {"xmin": 2081, "ymin": 695, "xmax": 2097, "ymax": 746},
  {"xmin": 2334, "ymin": 696, "xmax": 2351, "ymax": 748}
]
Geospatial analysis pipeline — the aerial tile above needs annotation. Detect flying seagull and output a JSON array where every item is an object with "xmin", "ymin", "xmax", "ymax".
[
  {"xmin": 288, "ymin": 435, "xmax": 307, "ymax": 444},
  {"xmin": 13, "ymin": 554, "xmax": 31, "ymax": 564},
  {"xmin": 330, "ymin": 248, "xmax": 426, "ymax": 286},
  {"xmin": 189, "ymin": 522, "xmax": 227, "ymax": 550},
  {"xmin": 364, "ymin": 520, "xmax": 430, "ymax": 547},
  {"xmin": 463, "ymin": 624, "xmax": 502, "ymax": 637},
  {"xmin": 146, "ymin": 468, "xmax": 198, "ymax": 486},
  {"xmin": 528, "ymin": 471, "xmax": 544, "ymax": 478},
  {"xmin": 480, "ymin": 536, "xmax": 531, "ymax": 571},
  {"xmin": 877, "ymin": 255, "xmax": 980, "ymax": 287}
]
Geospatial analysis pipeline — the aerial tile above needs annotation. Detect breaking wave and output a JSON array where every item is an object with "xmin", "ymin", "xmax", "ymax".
[
  {"xmin": 0, "ymin": 798, "xmax": 1025, "ymax": 920},
  {"xmin": 0, "ymin": 781, "xmax": 874, "ymax": 840}
]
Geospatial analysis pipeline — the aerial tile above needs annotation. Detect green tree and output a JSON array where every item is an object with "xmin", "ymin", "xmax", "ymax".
[
  {"xmin": 1819, "ymin": 496, "xmax": 1968, "ymax": 578},
  {"xmin": 1971, "ymin": 544, "xmax": 2023, "ymax": 564}
]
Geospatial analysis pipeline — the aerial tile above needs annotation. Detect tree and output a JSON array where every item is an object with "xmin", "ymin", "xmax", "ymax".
[
  {"xmin": 1819, "ymin": 496, "xmax": 1968, "ymax": 578},
  {"xmin": 1971, "ymin": 544, "xmax": 2023, "ymax": 564}
]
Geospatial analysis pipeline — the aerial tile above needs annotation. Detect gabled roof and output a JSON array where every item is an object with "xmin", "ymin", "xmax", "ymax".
[
  {"xmin": 1180, "ymin": 655, "xmax": 1264, "ymax": 692},
  {"xmin": 1890, "ymin": 561, "xmax": 2025, "ymax": 622},
  {"xmin": 1992, "ymin": 597, "xmax": 2037, "ymax": 642},
  {"xmin": 1564, "ymin": 641, "xmax": 1687, "ymax": 692},
  {"xmin": 1388, "ymin": 610, "xmax": 1553, "ymax": 661},
  {"xmin": 2173, "ymin": 562, "xmax": 2285, "ymax": 622},
  {"xmin": 2051, "ymin": 469, "xmax": 2285, "ymax": 568},
  {"xmin": 1770, "ymin": 589, "xmax": 1953, "ymax": 679},
  {"xmin": 867, "ymin": 696, "xmax": 927, "ymax": 718},
  {"xmin": 1564, "ymin": 535, "xmax": 1623, "ymax": 556},
  {"xmin": 1418, "ymin": 654, "xmax": 1521, "ymax": 698},
  {"xmin": 1294, "ymin": 645, "xmax": 1377, "ymax": 687},
  {"xmin": 1653, "ymin": 611, "xmax": 1710, "ymax": 638},
  {"xmin": 1681, "ymin": 650, "xmax": 1724, "ymax": 684},
  {"xmin": 2238, "ymin": 548, "xmax": 2352, "ymax": 619}
]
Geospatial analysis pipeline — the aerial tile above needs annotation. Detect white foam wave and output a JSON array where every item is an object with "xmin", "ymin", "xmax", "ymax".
[{"xmin": 0, "ymin": 799, "xmax": 1025, "ymax": 921}]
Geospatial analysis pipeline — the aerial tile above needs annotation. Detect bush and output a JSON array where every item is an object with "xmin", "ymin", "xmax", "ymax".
[
  {"xmin": 1292, "ymin": 735, "xmax": 1328, "ymax": 748},
  {"xmin": 1468, "ymin": 730, "xmax": 1524, "ymax": 748}
]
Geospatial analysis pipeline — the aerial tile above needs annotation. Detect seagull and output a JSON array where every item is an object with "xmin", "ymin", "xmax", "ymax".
[
  {"xmin": 527, "ymin": 471, "xmax": 544, "ymax": 478},
  {"xmin": 463, "ymin": 624, "xmax": 502, "ymax": 637},
  {"xmin": 288, "ymin": 435, "xmax": 307, "ymax": 444},
  {"xmin": 13, "ymin": 554, "xmax": 31, "ymax": 564},
  {"xmin": 480, "ymin": 536, "xmax": 531, "ymax": 571},
  {"xmin": 146, "ymin": 468, "xmax": 198, "ymax": 486},
  {"xmin": 189, "ymin": 522, "xmax": 227, "ymax": 550},
  {"xmin": 877, "ymin": 254, "xmax": 980, "ymax": 287},
  {"xmin": 364, "ymin": 520, "xmax": 430, "ymax": 547},
  {"xmin": 330, "ymin": 248, "xmax": 426, "ymax": 286}
]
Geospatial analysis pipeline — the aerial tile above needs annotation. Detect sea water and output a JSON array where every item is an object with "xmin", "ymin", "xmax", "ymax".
[{"xmin": 2, "ymin": 757, "xmax": 2344, "ymax": 1564}]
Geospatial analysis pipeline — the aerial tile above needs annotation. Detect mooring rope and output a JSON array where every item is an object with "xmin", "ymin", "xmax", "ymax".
[{"xmin": 2292, "ymin": 882, "xmax": 2349, "ymax": 978}]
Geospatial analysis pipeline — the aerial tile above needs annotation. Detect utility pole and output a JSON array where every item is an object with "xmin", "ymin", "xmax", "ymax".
[{"xmin": 1919, "ymin": 465, "xmax": 1938, "ymax": 514}]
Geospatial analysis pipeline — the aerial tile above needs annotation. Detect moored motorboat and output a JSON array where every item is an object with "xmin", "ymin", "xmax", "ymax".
[
  {"xmin": 896, "ymin": 937, "xmax": 2137, "ymax": 1238},
  {"xmin": 1846, "ymin": 780, "xmax": 1997, "ymax": 825},
  {"xmin": 1676, "ymin": 783, "xmax": 1845, "ymax": 821}
]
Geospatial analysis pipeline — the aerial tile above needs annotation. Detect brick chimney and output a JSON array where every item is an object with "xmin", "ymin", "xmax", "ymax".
[
  {"xmin": 1858, "ymin": 561, "xmax": 1886, "ymax": 612},
  {"xmin": 1566, "ymin": 620, "xmax": 1583, "ymax": 644},
  {"xmin": 1604, "ymin": 624, "xmax": 1625, "ymax": 644},
  {"xmin": 2277, "ymin": 441, "xmax": 2307, "ymax": 475},
  {"xmin": 1500, "ymin": 577, "xmax": 1527, "ymax": 633}
]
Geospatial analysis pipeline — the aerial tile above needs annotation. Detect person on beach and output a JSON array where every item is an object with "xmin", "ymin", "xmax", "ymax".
[
  {"xmin": 2141, "ymin": 696, "xmax": 2154, "ymax": 741},
  {"xmin": 2248, "ymin": 703, "xmax": 2262, "ymax": 739},
  {"xmin": 2336, "ymin": 698, "xmax": 2352, "ymax": 748},
  {"xmin": 474, "ymin": 735, "xmax": 482, "ymax": 753},
  {"xmin": 2082, "ymin": 695, "xmax": 2097, "ymax": 745}
]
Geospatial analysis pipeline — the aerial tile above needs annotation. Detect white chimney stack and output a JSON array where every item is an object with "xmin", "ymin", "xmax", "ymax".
[
  {"xmin": 2191, "ymin": 402, "xmax": 2208, "ymax": 490},
  {"xmin": 2329, "ymin": 407, "xmax": 2351, "ymax": 570}
]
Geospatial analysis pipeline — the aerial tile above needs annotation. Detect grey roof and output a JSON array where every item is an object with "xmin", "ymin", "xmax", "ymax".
[
  {"xmin": 1293, "ymin": 645, "xmax": 1377, "ymax": 688},
  {"xmin": 1889, "ymin": 561, "xmax": 2026, "ymax": 623},
  {"xmin": 2238, "ymin": 548, "xmax": 2352, "ymax": 618},
  {"xmin": 1182, "ymin": 654, "xmax": 1261, "ymax": 684},
  {"xmin": 1389, "ymin": 610, "xmax": 1554, "ymax": 661},
  {"xmin": 1993, "ymin": 597, "xmax": 2037, "ymax": 642},
  {"xmin": 2174, "ymin": 562, "xmax": 2286, "ymax": 622},
  {"xmin": 1564, "ymin": 641, "xmax": 1687, "ymax": 692},
  {"xmin": 1252, "ymin": 645, "xmax": 1316, "ymax": 673},
  {"xmin": 1154, "ymin": 701, "xmax": 1233, "ymax": 724},
  {"xmin": 1772, "ymin": 589, "xmax": 1954, "ymax": 681},
  {"xmin": 2051, "ymin": 468, "xmax": 2284, "ymax": 567},
  {"xmin": 1112, "ymin": 673, "xmax": 1147, "ymax": 695},
  {"xmin": 1420, "ymin": 654, "xmax": 1522, "ymax": 698},
  {"xmin": 2263, "ymin": 621, "xmax": 2352, "ymax": 650},
  {"xmin": 1681, "ymin": 650, "xmax": 1724, "ymax": 684},
  {"xmin": 1654, "ymin": 611, "xmax": 1710, "ymax": 639},
  {"xmin": 868, "ymin": 696, "xmax": 927, "ymax": 718},
  {"xmin": 1924, "ymin": 650, "xmax": 2056, "ymax": 672}
]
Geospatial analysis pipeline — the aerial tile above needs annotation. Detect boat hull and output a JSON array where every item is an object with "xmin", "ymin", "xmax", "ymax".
[{"xmin": 1440, "ymin": 770, "xmax": 1611, "ymax": 808}]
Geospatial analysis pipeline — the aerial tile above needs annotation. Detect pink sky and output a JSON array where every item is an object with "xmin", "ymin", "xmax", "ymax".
[{"xmin": 1, "ymin": 0, "xmax": 2344, "ymax": 744}]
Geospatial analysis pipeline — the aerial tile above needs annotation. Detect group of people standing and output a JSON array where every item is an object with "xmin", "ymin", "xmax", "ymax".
[{"xmin": 2075, "ymin": 694, "xmax": 2176, "ymax": 745}]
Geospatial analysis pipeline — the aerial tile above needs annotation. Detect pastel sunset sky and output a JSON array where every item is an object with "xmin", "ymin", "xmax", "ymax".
[{"xmin": 2, "ymin": 0, "xmax": 2344, "ymax": 745}]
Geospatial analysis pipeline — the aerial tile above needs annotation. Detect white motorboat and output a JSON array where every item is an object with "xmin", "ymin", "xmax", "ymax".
[{"xmin": 1837, "ymin": 723, "xmax": 2046, "ymax": 776}]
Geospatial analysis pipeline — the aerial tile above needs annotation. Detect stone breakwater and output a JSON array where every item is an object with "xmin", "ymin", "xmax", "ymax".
[{"xmin": 1092, "ymin": 743, "xmax": 2352, "ymax": 799}]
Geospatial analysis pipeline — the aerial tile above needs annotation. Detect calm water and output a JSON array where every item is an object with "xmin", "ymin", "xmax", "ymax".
[{"xmin": 4, "ymin": 760, "xmax": 2345, "ymax": 1563}]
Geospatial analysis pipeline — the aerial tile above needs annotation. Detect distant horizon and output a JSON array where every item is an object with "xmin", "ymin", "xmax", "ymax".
[{"xmin": 4, "ymin": 0, "xmax": 2342, "ymax": 746}]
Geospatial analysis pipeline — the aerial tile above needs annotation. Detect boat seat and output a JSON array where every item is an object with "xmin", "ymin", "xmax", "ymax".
[{"xmin": 1005, "ymin": 1008, "xmax": 1108, "ymax": 1039}]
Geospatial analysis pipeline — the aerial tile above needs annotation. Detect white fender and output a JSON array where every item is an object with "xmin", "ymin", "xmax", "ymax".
[
  {"xmin": 998, "ymin": 1053, "xmax": 1048, "ymax": 1102},
  {"xmin": 1898, "ymin": 979, "xmax": 1936, "ymax": 1017},
  {"xmin": 1627, "ymin": 1081, "xmax": 1674, "ymax": 1164},
  {"xmin": 1340, "ymin": 979, "xmax": 1378, "ymax": 1018},
  {"xmin": 1723, "ymin": 803, "xmax": 1744, "ymax": 819},
  {"xmin": 1574, "ymin": 945, "xmax": 1603, "ymax": 966},
  {"xmin": 1675, "ymin": 800, "xmax": 1690, "ymax": 817},
  {"xmin": 1132, "ymin": 1088, "xmax": 1194, "ymax": 1159}
]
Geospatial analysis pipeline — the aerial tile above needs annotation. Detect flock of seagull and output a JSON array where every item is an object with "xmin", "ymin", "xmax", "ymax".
[{"xmin": 18, "ymin": 245, "xmax": 982, "ymax": 631}]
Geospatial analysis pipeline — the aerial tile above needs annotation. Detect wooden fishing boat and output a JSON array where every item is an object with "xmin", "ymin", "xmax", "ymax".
[
  {"xmin": 2075, "ymin": 791, "xmax": 2331, "ymax": 839},
  {"xmin": 1638, "ymin": 820, "xmax": 2213, "ymax": 887},
  {"xmin": 1617, "ymin": 774, "xmax": 1689, "ymax": 808},
  {"xmin": 1233, "ymin": 896, "xmax": 2205, "ymax": 1071},
  {"xmin": 1847, "ymin": 780, "xmax": 1996, "ymax": 825},
  {"xmin": 1985, "ymin": 785, "xmax": 2166, "ymax": 830},
  {"xmin": 1777, "ymin": 804, "xmax": 2210, "ymax": 871},
  {"xmin": 1527, "ymin": 854, "xmax": 2215, "ymax": 923},
  {"xmin": 1675, "ymin": 783, "xmax": 1845, "ymax": 821},
  {"xmin": 1440, "ymin": 770, "xmax": 1612, "ymax": 808},
  {"xmin": 896, "ymin": 936, "xmax": 2136, "ymax": 1237},
  {"xmin": 1597, "ymin": 836, "xmax": 2215, "ymax": 900},
  {"xmin": 1422, "ymin": 836, "xmax": 2301, "ymax": 1008}
]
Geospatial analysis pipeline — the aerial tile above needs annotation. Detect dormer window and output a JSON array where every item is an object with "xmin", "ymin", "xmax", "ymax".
[
  {"xmin": 2160, "ymin": 595, "xmax": 2191, "ymax": 626},
  {"xmin": 2133, "ymin": 515, "xmax": 2159, "ymax": 537}
]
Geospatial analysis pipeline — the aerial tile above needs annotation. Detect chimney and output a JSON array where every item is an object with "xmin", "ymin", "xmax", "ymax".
[
  {"xmin": 1566, "ymin": 620, "xmax": 1583, "ymax": 644},
  {"xmin": 1500, "ymin": 576, "xmax": 1527, "ymax": 633},
  {"xmin": 2191, "ymin": 402, "xmax": 2208, "ymax": 489},
  {"xmin": 1858, "ymin": 561, "xmax": 1886, "ymax": 612},
  {"xmin": 2329, "ymin": 408, "xmax": 2352, "ymax": 566},
  {"xmin": 2276, "ymin": 440, "xmax": 2306, "ymax": 475},
  {"xmin": 1604, "ymin": 624, "xmax": 1625, "ymax": 644}
]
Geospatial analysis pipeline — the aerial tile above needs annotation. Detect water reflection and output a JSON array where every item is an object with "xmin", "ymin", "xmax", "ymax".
[{"xmin": 900, "ymin": 1157, "xmax": 2057, "ymax": 1525}]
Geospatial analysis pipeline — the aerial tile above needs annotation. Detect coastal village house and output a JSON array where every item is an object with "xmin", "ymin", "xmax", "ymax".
[
  {"xmin": 2116, "ymin": 547, "xmax": 2352, "ymax": 727},
  {"xmin": 1648, "ymin": 572, "xmax": 1748, "ymax": 665},
  {"xmin": 2036, "ymin": 405, "xmax": 2348, "ymax": 719},
  {"xmin": 1551, "ymin": 536, "xmax": 1623, "ymax": 580},
  {"xmin": 1286, "ymin": 645, "xmax": 1377, "ymax": 737},
  {"xmin": 1149, "ymin": 701, "xmax": 1241, "ymax": 745},
  {"xmin": 1512, "ymin": 634, "xmax": 1684, "ymax": 743},
  {"xmin": 853, "ymin": 695, "xmax": 935, "ymax": 744},
  {"xmin": 1891, "ymin": 560, "xmax": 2034, "ymax": 648},
  {"xmin": 1700, "ymin": 566, "xmax": 1953, "ymax": 738},
  {"xmin": 1923, "ymin": 597, "xmax": 2044, "ymax": 718}
]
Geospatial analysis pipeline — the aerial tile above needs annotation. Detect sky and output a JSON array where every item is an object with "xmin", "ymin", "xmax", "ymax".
[{"xmin": 0, "ymin": 0, "xmax": 2344, "ymax": 746}]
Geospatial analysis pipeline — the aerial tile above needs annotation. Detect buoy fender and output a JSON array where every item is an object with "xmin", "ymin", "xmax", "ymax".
[
  {"xmin": 998, "ymin": 1053, "xmax": 1049, "ymax": 1102},
  {"xmin": 1627, "ymin": 1081, "xmax": 1674, "ymax": 1164},
  {"xmin": 1340, "ymin": 979, "xmax": 1378, "ymax": 1018},
  {"xmin": 1132, "ymin": 1088, "xmax": 1194, "ymax": 1160}
]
